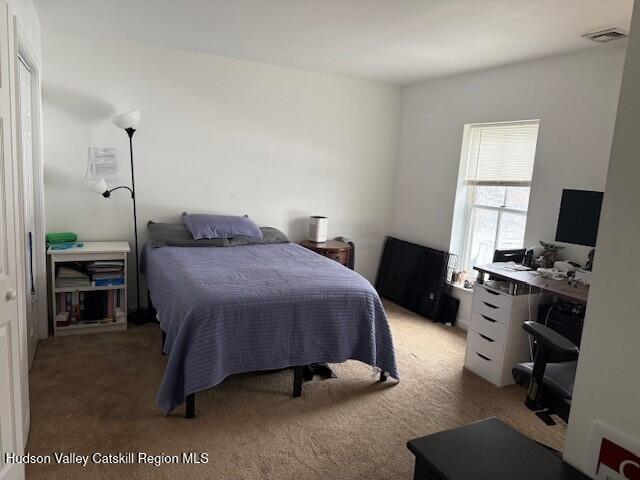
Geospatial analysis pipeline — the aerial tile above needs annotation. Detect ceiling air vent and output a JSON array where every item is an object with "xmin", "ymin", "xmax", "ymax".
[{"xmin": 582, "ymin": 27, "xmax": 628, "ymax": 43}]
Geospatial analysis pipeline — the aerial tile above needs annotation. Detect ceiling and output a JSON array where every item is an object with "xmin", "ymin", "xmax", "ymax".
[{"xmin": 34, "ymin": 0, "xmax": 634, "ymax": 85}]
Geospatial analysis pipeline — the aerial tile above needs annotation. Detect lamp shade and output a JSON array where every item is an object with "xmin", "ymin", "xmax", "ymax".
[
  {"xmin": 91, "ymin": 178, "xmax": 108, "ymax": 194},
  {"xmin": 112, "ymin": 110, "xmax": 141, "ymax": 130}
]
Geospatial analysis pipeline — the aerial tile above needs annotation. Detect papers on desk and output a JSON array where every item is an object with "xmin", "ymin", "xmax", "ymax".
[
  {"xmin": 537, "ymin": 268, "xmax": 568, "ymax": 280},
  {"xmin": 490, "ymin": 261, "xmax": 532, "ymax": 272}
]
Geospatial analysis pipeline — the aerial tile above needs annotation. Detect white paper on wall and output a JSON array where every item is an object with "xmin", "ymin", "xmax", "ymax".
[{"xmin": 86, "ymin": 147, "xmax": 119, "ymax": 181}]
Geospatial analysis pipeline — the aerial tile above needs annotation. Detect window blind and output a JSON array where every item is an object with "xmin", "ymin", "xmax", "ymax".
[{"xmin": 465, "ymin": 121, "xmax": 539, "ymax": 186}]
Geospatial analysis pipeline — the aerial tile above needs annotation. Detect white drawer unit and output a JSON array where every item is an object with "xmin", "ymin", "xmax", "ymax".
[
  {"xmin": 469, "ymin": 312, "xmax": 506, "ymax": 344},
  {"xmin": 473, "ymin": 283, "xmax": 512, "ymax": 309},
  {"xmin": 467, "ymin": 329, "xmax": 504, "ymax": 363},
  {"xmin": 465, "ymin": 349, "xmax": 502, "ymax": 386},
  {"xmin": 471, "ymin": 297, "xmax": 509, "ymax": 325},
  {"xmin": 464, "ymin": 283, "xmax": 542, "ymax": 387}
]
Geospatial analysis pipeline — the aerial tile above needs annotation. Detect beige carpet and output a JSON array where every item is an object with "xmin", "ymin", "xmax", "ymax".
[{"xmin": 26, "ymin": 301, "xmax": 565, "ymax": 479}]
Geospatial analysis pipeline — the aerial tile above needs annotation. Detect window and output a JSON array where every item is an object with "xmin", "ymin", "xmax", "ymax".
[{"xmin": 450, "ymin": 120, "xmax": 539, "ymax": 277}]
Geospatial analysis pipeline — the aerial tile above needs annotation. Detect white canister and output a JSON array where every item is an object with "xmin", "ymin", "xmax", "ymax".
[{"xmin": 308, "ymin": 216, "xmax": 328, "ymax": 242}]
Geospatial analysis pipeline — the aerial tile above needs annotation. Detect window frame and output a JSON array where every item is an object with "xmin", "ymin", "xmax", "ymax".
[
  {"xmin": 459, "ymin": 186, "xmax": 530, "ymax": 273},
  {"xmin": 451, "ymin": 120, "xmax": 539, "ymax": 276}
]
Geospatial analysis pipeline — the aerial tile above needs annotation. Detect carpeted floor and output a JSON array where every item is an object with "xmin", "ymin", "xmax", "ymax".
[{"xmin": 26, "ymin": 301, "xmax": 565, "ymax": 479}]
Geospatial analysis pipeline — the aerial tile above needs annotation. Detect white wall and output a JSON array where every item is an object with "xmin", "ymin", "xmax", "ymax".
[
  {"xmin": 42, "ymin": 30, "xmax": 401, "ymax": 298},
  {"xmin": 394, "ymin": 44, "xmax": 626, "ymax": 265},
  {"xmin": 564, "ymin": 4, "xmax": 640, "ymax": 474},
  {"xmin": 394, "ymin": 44, "xmax": 626, "ymax": 329}
]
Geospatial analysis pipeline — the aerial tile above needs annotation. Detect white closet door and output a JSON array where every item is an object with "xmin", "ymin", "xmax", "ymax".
[{"xmin": 0, "ymin": 1, "xmax": 26, "ymax": 479}]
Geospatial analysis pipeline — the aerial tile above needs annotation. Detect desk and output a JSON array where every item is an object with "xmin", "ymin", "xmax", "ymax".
[
  {"xmin": 407, "ymin": 417, "xmax": 588, "ymax": 480},
  {"xmin": 474, "ymin": 263, "xmax": 589, "ymax": 305},
  {"xmin": 464, "ymin": 263, "xmax": 588, "ymax": 386}
]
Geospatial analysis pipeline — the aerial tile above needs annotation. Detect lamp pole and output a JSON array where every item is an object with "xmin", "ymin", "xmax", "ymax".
[
  {"xmin": 125, "ymin": 127, "xmax": 140, "ymax": 311},
  {"xmin": 103, "ymin": 110, "xmax": 150, "ymax": 323}
]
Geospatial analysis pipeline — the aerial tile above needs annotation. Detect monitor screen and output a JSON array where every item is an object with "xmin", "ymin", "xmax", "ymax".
[{"xmin": 555, "ymin": 189, "xmax": 603, "ymax": 247}]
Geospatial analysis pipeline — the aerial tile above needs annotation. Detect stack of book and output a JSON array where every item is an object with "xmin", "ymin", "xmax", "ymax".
[
  {"xmin": 56, "ymin": 290, "xmax": 125, "ymax": 324},
  {"xmin": 55, "ymin": 263, "xmax": 90, "ymax": 288},
  {"xmin": 87, "ymin": 261, "xmax": 125, "ymax": 286}
]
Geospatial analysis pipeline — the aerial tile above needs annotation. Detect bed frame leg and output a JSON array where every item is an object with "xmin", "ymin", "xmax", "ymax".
[
  {"xmin": 379, "ymin": 371, "xmax": 388, "ymax": 382},
  {"xmin": 161, "ymin": 330, "xmax": 166, "ymax": 355},
  {"xmin": 293, "ymin": 366, "xmax": 303, "ymax": 397},
  {"xmin": 148, "ymin": 290, "xmax": 158, "ymax": 321},
  {"xmin": 185, "ymin": 393, "xmax": 195, "ymax": 419}
]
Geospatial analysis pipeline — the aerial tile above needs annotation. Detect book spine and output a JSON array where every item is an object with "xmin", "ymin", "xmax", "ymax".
[
  {"xmin": 94, "ymin": 278, "xmax": 125, "ymax": 287},
  {"xmin": 107, "ymin": 290, "xmax": 114, "ymax": 318}
]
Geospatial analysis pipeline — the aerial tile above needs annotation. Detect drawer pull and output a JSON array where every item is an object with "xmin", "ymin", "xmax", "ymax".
[
  {"xmin": 479, "ymin": 333, "xmax": 494, "ymax": 342},
  {"xmin": 483, "ymin": 301, "xmax": 498, "ymax": 309},
  {"xmin": 481, "ymin": 315, "xmax": 497, "ymax": 323},
  {"xmin": 484, "ymin": 288, "xmax": 501, "ymax": 296},
  {"xmin": 476, "ymin": 352, "xmax": 491, "ymax": 361}
]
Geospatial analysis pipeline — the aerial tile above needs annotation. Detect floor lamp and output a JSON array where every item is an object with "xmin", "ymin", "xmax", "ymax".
[{"xmin": 92, "ymin": 109, "xmax": 151, "ymax": 323}]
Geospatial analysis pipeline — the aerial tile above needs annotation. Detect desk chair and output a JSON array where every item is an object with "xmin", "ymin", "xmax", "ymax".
[
  {"xmin": 489, "ymin": 248, "xmax": 527, "ymax": 280},
  {"xmin": 512, "ymin": 321, "xmax": 579, "ymax": 425},
  {"xmin": 492, "ymin": 248, "xmax": 526, "ymax": 264}
]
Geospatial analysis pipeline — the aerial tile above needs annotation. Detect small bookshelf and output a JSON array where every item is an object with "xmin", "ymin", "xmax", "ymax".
[{"xmin": 48, "ymin": 242, "xmax": 130, "ymax": 337}]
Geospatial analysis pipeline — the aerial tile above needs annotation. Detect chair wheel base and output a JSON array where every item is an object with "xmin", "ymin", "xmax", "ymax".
[{"xmin": 535, "ymin": 410, "xmax": 557, "ymax": 426}]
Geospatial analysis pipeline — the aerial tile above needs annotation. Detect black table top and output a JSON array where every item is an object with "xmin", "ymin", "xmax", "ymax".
[{"xmin": 407, "ymin": 418, "xmax": 588, "ymax": 480}]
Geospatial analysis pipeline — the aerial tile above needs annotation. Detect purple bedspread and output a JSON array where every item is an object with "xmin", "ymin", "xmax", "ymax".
[{"xmin": 143, "ymin": 242, "xmax": 398, "ymax": 414}]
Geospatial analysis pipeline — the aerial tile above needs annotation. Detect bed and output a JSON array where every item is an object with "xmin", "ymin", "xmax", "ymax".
[{"xmin": 142, "ymin": 225, "xmax": 399, "ymax": 417}]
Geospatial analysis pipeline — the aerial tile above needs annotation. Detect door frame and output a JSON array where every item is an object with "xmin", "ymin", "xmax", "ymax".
[
  {"xmin": 12, "ymin": 16, "xmax": 46, "ymax": 345},
  {"xmin": 13, "ymin": 14, "xmax": 45, "ymax": 357},
  {"xmin": 7, "ymin": 13, "xmax": 44, "ymax": 446}
]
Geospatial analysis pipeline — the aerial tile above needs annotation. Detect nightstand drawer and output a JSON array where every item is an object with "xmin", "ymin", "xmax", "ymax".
[
  {"xmin": 324, "ymin": 249, "xmax": 349, "ymax": 266},
  {"xmin": 469, "ymin": 312, "xmax": 506, "ymax": 344},
  {"xmin": 298, "ymin": 240, "xmax": 352, "ymax": 269},
  {"xmin": 467, "ymin": 330, "xmax": 504, "ymax": 363},
  {"xmin": 474, "ymin": 284, "xmax": 512, "ymax": 309},
  {"xmin": 472, "ymin": 298, "xmax": 509, "ymax": 325}
]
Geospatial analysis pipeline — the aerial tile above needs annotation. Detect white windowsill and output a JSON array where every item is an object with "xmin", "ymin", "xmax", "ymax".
[{"xmin": 452, "ymin": 283, "xmax": 474, "ymax": 294}]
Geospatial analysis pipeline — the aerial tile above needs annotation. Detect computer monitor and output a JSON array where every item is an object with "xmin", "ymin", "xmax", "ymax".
[{"xmin": 555, "ymin": 189, "xmax": 603, "ymax": 247}]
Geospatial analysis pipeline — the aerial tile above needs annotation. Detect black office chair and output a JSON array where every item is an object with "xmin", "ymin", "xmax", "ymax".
[
  {"xmin": 512, "ymin": 321, "xmax": 579, "ymax": 425},
  {"xmin": 493, "ymin": 248, "xmax": 526, "ymax": 264}
]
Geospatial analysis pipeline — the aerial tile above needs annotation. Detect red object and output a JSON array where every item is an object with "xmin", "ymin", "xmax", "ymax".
[{"xmin": 598, "ymin": 438, "xmax": 640, "ymax": 479}]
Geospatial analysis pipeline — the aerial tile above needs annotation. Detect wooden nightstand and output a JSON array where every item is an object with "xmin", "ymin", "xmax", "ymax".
[{"xmin": 299, "ymin": 239, "xmax": 352, "ymax": 268}]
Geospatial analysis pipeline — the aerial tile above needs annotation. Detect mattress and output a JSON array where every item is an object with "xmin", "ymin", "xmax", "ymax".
[{"xmin": 143, "ymin": 242, "xmax": 399, "ymax": 414}]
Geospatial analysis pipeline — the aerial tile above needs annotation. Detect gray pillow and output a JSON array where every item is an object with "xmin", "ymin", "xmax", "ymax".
[
  {"xmin": 148, "ymin": 221, "xmax": 229, "ymax": 247},
  {"xmin": 183, "ymin": 212, "xmax": 263, "ymax": 240},
  {"xmin": 227, "ymin": 227, "xmax": 290, "ymax": 246},
  {"xmin": 148, "ymin": 222, "xmax": 288, "ymax": 247}
]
